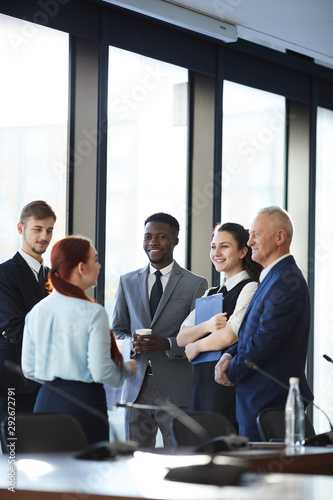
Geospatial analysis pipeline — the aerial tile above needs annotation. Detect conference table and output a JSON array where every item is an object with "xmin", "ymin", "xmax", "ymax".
[{"xmin": 1, "ymin": 443, "xmax": 333, "ymax": 500}]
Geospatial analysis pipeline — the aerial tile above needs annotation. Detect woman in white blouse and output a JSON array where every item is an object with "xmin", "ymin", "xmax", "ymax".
[
  {"xmin": 177, "ymin": 223, "xmax": 262, "ymax": 431},
  {"xmin": 22, "ymin": 235, "xmax": 136, "ymax": 444}
]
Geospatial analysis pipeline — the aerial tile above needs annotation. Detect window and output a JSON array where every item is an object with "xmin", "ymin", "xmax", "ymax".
[
  {"xmin": 0, "ymin": 15, "xmax": 68, "ymax": 265},
  {"xmin": 221, "ymin": 81, "xmax": 286, "ymax": 226},
  {"xmin": 314, "ymin": 106, "xmax": 333, "ymax": 433},
  {"xmin": 105, "ymin": 47, "xmax": 188, "ymax": 319}
]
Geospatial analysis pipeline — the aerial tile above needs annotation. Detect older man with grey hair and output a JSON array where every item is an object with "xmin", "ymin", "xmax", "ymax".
[{"xmin": 215, "ymin": 206, "xmax": 313, "ymax": 441}]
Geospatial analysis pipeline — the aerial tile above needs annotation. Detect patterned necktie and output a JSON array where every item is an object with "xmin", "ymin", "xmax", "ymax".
[
  {"xmin": 38, "ymin": 266, "xmax": 45, "ymax": 292},
  {"xmin": 150, "ymin": 270, "xmax": 163, "ymax": 317}
]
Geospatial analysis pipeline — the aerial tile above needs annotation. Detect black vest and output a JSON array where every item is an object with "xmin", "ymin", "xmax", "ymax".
[{"xmin": 207, "ymin": 278, "xmax": 256, "ymax": 319}]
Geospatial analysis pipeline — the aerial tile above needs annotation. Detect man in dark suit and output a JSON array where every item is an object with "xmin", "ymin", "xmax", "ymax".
[
  {"xmin": 215, "ymin": 206, "xmax": 313, "ymax": 441},
  {"xmin": 0, "ymin": 200, "xmax": 56, "ymax": 426},
  {"xmin": 112, "ymin": 213, "xmax": 208, "ymax": 447}
]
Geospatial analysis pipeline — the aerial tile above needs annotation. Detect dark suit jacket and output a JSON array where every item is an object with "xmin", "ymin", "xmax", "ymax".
[
  {"xmin": 112, "ymin": 261, "xmax": 208, "ymax": 406},
  {"xmin": 0, "ymin": 252, "xmax": 48, "ymax": 395},
  {"xmin": 226, "ymin": 255, "xmax": 313, "ymax": 429}
]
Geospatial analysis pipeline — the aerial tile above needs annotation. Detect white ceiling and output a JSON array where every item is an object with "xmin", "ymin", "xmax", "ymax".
[{"xmin": 105, "ymin": 0, "xmax": 333, "ymax": 67}]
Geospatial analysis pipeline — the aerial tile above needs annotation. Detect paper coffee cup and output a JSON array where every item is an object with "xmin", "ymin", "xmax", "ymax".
[{"xmin": 135, "ymin": 329, "xmax": 152, "ymax": 336}]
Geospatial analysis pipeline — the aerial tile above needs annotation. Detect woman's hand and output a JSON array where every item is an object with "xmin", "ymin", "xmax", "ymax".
[
  {"xmin": 185, "ymin": 342, "xmax": 200, "ymax": 362},
  {"xmin": 207, "ymin": 312, "xmax": 227, "ymax": 333},
  {"xmin": 127, "ymin": 360, "xmax": 137, "ymax": 376}
]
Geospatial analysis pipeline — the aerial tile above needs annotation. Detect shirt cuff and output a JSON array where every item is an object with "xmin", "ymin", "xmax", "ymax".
[{"xmin": 165, "ymin": 338, "xmax": 172, "ymax": 357}]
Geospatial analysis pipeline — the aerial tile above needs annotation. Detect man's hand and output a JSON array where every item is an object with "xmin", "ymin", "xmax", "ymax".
[
  {"xmin": 215, "ymin": 354, "xmax": 235, "ymax": 386},
  {"xmin": 133, "ymin": 332, "xmax": 169, "ymax": 354}
]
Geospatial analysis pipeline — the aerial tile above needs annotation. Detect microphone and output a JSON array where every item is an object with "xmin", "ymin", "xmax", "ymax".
[
  {"xmin": 4, "ymin": 359, "xmax": 137, "ymax": 459},
  {"xmin": 118, "ymin": 401, "xmax": 250, "ymax": 486},
  {"xmin": 323, "ymin": 354, "xmax": 333, "ymax": 364},
  {"xmin": 117, "ymin": 400, "xmax": 248, "ymax": 453},
  {"xmin": 245, "ymin": 359, "xmax": 289, "ymax": 391},
  {"xmin": 245, "ymin": 358, "xmax": 333, "ymax": 445},
  {"xmin": 117, "ymin": 401, "xmax": 208, "ymax": 445}
]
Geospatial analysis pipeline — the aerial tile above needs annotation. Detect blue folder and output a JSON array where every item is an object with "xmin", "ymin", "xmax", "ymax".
[{"xmin": 192, "ymin": 293, "xmax": 223, "ymax": 364}]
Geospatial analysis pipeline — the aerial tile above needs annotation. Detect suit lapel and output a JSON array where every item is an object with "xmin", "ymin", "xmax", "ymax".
[
  {"xmin": 239, "ymin": 271, "xmax": 272, "ymax": 327},
  {"xmin": 14, "ymin": 252, "xmax": 47, "ymax": 300},
  {"xmin": 138, "ymin": 265, "xmax": 151, "ymax": 320},
  {"xmin": 239, "ymin": 255, "xmax": 295, "ymax": 329}
]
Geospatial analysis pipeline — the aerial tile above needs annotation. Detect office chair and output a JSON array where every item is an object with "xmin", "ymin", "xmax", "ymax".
[
  {"xmin": 256, "ymin": 407, "xmax": 316, "ymax": 442},
  {"xmin": 1, "ymin": 412, "xmax": 88, "ymax": 453},
  {"xmin": 171, "ymin": 410, "xmax": 237, "ymax": 448}
]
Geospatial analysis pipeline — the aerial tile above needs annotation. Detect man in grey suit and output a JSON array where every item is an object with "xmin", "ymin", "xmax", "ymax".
[{"xmin": 112, "ymin": 213, "xmax": 208, "ymax": 447}]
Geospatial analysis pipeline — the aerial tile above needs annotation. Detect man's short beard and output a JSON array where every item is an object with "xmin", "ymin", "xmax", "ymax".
[
  {"xmin": 148, "ymin": 255, "xmax": 164, "ymax": 265},
  {"xmin": 32, "ymin": 246, "xmax": 46, "ymax": 255}
]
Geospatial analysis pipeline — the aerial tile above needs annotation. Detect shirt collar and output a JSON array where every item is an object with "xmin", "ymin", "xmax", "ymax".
[
  {"xmin": 149, "ymin": 261, "xmax": 174, "ymax": 276},
  {"xmin": 222, "ymin": 270, "xmax": 250, "ymax": 291},
  {"xmin": 260, "ymin": 253, "xmax": 291, "ymax": 282},
  {"xmin": 19, "ymin": 249, "xmax": 43, "ymax": 274}
]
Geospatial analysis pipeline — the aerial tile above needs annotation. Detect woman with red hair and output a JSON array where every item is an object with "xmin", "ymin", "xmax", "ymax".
[{"xmin": 22, "ymin": 236, "xmax": 136, "ymax": 445}]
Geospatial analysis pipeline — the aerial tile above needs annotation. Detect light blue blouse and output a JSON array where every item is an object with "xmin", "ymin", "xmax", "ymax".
[{"xmin": 22, "ymin": 290, "xmax": 131, "ymax": 386}]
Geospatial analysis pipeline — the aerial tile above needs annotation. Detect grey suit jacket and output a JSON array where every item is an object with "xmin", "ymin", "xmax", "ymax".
[{"xmin": 112, "ymin": 261, "xmax": 208, "ymax": 406}]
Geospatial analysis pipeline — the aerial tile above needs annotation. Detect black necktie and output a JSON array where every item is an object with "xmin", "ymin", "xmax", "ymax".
[
  {"xmin": 150, "ymin": 270, "xmax": 163, "ymax": 317},
  {"xmin": 220, "ymin": 285, "xmax": 227, "ymax": 295},
  {"xmin": 38, "ymin": 266, "xmax": 45, "ymax": 292}
]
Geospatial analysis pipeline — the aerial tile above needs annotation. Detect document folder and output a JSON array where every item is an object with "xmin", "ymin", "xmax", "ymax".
[{"xmin": 192, "ymin": 293, "xmax": 223, "ymax": 364}]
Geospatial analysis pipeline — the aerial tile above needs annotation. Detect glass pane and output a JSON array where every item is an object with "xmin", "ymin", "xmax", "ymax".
[
  {"xmin": 105, "ymin": 47, "xmax": 188, "ymax": 319},
  {"xmin": 314, "ymin": 106, "xmax": 333, "ymax": 433},
  {"xmin": 0, "ymin": 15, "xmax": 68, "ymax": 265},
  {"xmin": 221, "ymin": 81, "xmax": 285, "ymax": 226}
]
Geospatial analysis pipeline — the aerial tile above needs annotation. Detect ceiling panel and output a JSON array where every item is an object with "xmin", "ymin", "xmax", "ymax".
[{"xmin": 105, "ymin": 0, "xmax": 333, "ymax": 65}]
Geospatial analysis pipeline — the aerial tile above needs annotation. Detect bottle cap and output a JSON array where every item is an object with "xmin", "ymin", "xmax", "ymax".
[{"xmin": 289, "ymin": 377, "xmax": 300, "ymax": 384}]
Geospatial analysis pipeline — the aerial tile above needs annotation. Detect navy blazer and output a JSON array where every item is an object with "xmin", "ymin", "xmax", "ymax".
[
  {"xmin": 0, "ymin": 252, "xmax": 48, "ymax": 394},
  {"xmin": 226, "ymin": 255, "xmax": 313, "ymax": 429}
]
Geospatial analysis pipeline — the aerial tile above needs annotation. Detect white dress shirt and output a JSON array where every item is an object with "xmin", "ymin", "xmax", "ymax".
[
  {"xmin": 147, "ymin": 262, "xmax": 174, "ymax": 353},
  {"xmin": 147, "ymin": 261, "xmax": 174, "ymax": 297},
  {"xmin": 18, "ymin": 248, "xmax": 44, "ymax": 282},
  {"xmin": 259, "ymin": 253, "xmax": 291, "ymax": 282}
]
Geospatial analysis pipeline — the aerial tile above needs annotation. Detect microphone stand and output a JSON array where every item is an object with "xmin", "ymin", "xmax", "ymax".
[
  {"xmin": 117, "ymin": 402, "xmax": 249, "ymax": 486},
  {"xmin": 4, "ymin": 359, "xmax": 137, "ymax": 459},
  {"xmin": 323, "ymin": 354, "xmax": 333, "ymax": 364},
  {"xmin": 5, "ymin": 361, "xmax": 250, "ymax": 483},
  {"xmin": 117, "ymin": 400, "xmax": 210, "ymax": 445},
  {"xmin": 117, "ymin": 400, "xmax": 248, "ymax": 454}
]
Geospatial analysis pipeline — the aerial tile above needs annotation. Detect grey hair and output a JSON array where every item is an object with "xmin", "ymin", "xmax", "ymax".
[{"xmin": 257, "ymin": 206, "xmax": 294, "ymax": 239}]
